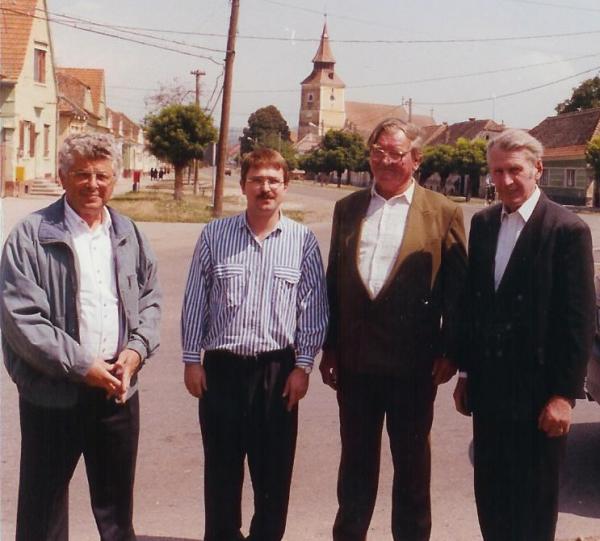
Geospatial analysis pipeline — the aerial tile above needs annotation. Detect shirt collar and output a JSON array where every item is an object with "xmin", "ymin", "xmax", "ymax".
[
  {"xmin": 64, "ymin": 200, "xmax": 112, "ymax": 234},
  {"xmin": 237, "ymin": 211, "xmax": 285, "ymax": 235},
  {"xmin": 501, "ymin": 186, "xmax": 540, "ymax": 223},
  {"xmin": 371, "ymin": 178, "xmax": 415, "ymax": 204}
]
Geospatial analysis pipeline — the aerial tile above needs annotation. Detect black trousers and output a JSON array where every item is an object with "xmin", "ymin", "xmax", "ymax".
[
  {"xmin": 333, "ymin": 370, "xmax": 436, "ymax": 541},
  {"xmin": 199, "ymin": 349, "xmax": 298, "ymax": 541},
  {"xmin": 16, "ymin": 389, "xmax": 139, "ymax": 541},
  {"xmin": 473, "ymin": 412, "xmax": 566, "ymax": 541}
]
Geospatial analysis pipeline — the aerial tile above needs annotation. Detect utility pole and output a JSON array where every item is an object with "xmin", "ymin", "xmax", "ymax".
[
  {"xmin": 190, "ymin": 69, "xmax": 205, "ymax": 192},
  {"xmin": 213, "ymin": 0, "xmax": 240, "ymax": 217},
  {"xmin": 408, "ymin": 98, "xmax": 413, "ymax": 122}
]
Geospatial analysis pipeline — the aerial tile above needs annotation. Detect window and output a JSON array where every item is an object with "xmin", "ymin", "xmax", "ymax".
[
  {"xmin": 565, "ymin": 169, "xmax": 576, "ymax": 187},
  {"xmin": 34, "ymin": 49, "xmax": 46, "ymax": 83},
  {"xmin": 44, "ymin": 125, "xmax": 50, "ymax": 157},
  {"xmin": 29, "ymin": 123, "xmax": 36, "ymax": 158},
  {"xmin": 540, "ymin": 169, "xmax": 549, "ymax": 186}
]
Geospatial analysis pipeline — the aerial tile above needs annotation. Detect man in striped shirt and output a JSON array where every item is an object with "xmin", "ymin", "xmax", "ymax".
[{"xmin": 181, "ymin": 148, "xmax": 328, "ymax": 541}]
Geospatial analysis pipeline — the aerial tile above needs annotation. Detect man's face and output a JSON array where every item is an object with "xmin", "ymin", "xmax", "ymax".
[
  {"xmin": 241, "ymin": 165, "xmax": 287, "ymax": 217},
  {"xmin": 488, "ymin": 146, "xmax": 542, "ymax": 212},
  {"xmin": 60, "ymin": 155, "xmax": 116, "ymax": 217},
  {"xmin": 370, "ymin": 129, "xmax": 420, "ymax": 198}
]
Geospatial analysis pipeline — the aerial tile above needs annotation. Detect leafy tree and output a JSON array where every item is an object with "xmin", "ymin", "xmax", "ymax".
[
  {"xmin": 300, "ymin": 129, "xmax": 369, "ymax": 186},
  {"xmin": 453, "ymin": 137, "xmax": 488, "ymax": 197},
  {"xmin": 556, "ymin": 76, "xmax": 600, "ymax": 114},
  {"xmin": 145, "ymin": 104, "xmax": 217, "ymax": 200},
  {"xmin": 585, "ymin": 135, "xmax": 600, "ymax": 207},
  {"xmin": 419, "ymin": 144, "xmax": 454, "ymax": 190},
  {"xmin": 241, "ymin": 105, "xmax": 292, "ymax": 154}
]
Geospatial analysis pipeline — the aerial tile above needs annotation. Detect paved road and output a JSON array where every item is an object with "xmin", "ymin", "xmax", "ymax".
[{"xmin": 1, "ymin": 186, "xmax": 600, "ymax": 541}]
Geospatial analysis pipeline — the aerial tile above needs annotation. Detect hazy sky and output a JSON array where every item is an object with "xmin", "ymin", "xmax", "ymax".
[{"xmin": 47, "ymin": 0, "xmax": 600, "ymax": 131}]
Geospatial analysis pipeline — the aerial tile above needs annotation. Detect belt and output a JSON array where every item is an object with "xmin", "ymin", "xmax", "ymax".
[{"xmin": 206, "ymin": 347, "xmax": 294, "ymax": 364}]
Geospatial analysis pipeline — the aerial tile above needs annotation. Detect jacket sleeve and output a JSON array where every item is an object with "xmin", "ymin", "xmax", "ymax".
[
  {"xmin": 440, "ymin": 204, "xmax": 468, "ymax": 362},
  {"xmin": 126, "ymin": 225, "xmax": 162, "ymax": 362},
  {"xmin": 323, "ymin": 200, "xmax": 342, "ymax": 352},
  {"xmin": 0, "ymin": 226, "xmax": 95, "ymax": 379},
  {"xmin": 549, "ymin": 219, "xmax": 595, "ymax": 399}
]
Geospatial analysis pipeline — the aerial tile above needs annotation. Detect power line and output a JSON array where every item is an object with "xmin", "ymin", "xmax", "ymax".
[
  {"xmin": 507, "ymin": 0, "xmax": 600, "ymax": 12},
  {"xmin": 0, "ymin": 7, "xmax": 223, "ymax": 64},
  {"xmin": 415, "ymin": 65, "xmax": 600, "ymax": 106}
]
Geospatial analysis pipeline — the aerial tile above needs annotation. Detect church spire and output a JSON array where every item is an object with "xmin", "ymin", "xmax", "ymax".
[{"xmin": 312, "ymin": 22, "xmax": 336, "ymax": 64}]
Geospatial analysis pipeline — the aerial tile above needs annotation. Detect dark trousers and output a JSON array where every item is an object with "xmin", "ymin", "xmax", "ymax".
[
  {"xmin": 16, "ymin": 390, "xmax": 139, "ymax": 541},
  {"xmin": 199, "ymin": 349, "xmax": 298, "ymax": 541},
  {"xmin": 473, "ymin": 412, "xmax": 566, "ymax": 541},
  {"xmin": 333, "ymin": 371, "xmax": 436, "ymax": 541}
]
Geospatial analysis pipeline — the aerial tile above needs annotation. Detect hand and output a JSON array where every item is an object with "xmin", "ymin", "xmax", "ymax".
[
  {"xmin": 112, "ymin": 349, "xmax": 142, "ymax": 403},
  {"xmin": 538, "ymin": 395, "xmax": 573, "ymax": 438},
  {"xmin": 319, "ymin": 349, "xmax": 338, "ymax": 390},
  {"xmin": 453, "ymin": 377, "xmax": 471, "ymax": 416},
  {"xmin": 184, "ymin": 363, "xmax": 208, "ymax": 398},
  {"xmin": 282, "ymin": 367, "xmax": 309, "ymax": 411},
  {"xmin": 432, "ymin": 357, "xmax": 457, "ymax": 386},
  {"xmin": 83, "ymin": 359, "xmax": 121, "ymax": 395}
]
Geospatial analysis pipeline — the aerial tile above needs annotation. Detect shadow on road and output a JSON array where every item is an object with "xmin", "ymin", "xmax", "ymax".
[
  {"xmin": 560, "ymin": 421, "xmax": 600, "ymax": 518},
  {"xmin": 138, "ymin": 537, "xmax": 199, "ymax": 541}
]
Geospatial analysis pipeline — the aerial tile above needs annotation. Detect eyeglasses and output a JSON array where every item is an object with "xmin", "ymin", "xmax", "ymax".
[
  {"xmin": 69, "ymin": 170, "xmax": 114, "ymax": 186},
  {"xmin": 246, "ymin": 176, "xmax": 286, "ymax": 189},
  {"xmin": 370, "ymin": 145, "xmax": 411, "ymax": 162}
]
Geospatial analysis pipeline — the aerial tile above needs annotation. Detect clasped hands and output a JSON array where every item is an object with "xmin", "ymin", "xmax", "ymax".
[{"xmin": 83, "ymin": 348, "xmax": 142, "ymax": 404}]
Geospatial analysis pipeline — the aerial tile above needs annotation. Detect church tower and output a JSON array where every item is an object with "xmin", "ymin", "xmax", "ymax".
[{"xmin": 297, "ymin": 23, "xmax": 346, "ymax": 141}]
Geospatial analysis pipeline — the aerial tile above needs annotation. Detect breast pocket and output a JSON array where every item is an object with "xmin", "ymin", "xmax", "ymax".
[
  {"xmin": 273, "ymin": 266, "xmax": 301, "ymax": 307},
  {"xmin": 213, "ymin": 264, "xmax": 246, "ymax": 307}
]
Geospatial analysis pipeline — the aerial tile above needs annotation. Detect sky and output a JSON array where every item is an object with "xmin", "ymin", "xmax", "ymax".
[{"xmin": 46, "ymin": 0, "xmax": 600, "ymax": 132}]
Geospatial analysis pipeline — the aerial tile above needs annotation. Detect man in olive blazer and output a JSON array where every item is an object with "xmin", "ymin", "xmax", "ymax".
[
  {"xmin": 320, "ymin": 118, "xmax": 467, "ymax": 541},
  {"xmin": 453, "ymin": 129, "xmax": 595, "ymax": 541}
]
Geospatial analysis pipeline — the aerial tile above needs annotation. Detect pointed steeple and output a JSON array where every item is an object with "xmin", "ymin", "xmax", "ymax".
[{"xmin": 312, "ymin": 22, "xmax": 336, "ymax": 64}]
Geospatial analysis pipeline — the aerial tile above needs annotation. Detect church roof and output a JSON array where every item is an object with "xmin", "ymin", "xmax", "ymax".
[
  {"xmin": 344, "ymin": 101, "xmax": 435, "ymax": 139},
  {"xmin": 312, "ymin": 23, "xmax": 336, "ymax": 64},
  {"xmin": 301, "ymin": 68, "xmax": 345, "ymax": 88}
]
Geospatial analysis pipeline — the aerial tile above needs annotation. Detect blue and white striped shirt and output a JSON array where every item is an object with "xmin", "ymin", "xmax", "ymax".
[{"xmin": 181, "ymin": 213, "xmax": 328, "ymax": 368}]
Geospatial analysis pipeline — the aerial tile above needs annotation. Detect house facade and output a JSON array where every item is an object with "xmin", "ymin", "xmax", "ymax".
[
  {"xmin": 529, "ymin": 108, "xmax": 600, "ymax": 205},
  {"xmin": 0, "ymin": 0, "xmax": 58, "ymax": 195}
]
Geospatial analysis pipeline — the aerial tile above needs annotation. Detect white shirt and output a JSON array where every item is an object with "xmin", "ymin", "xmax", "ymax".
[
  {"xmin": 65, "ymin": 203, "xmax": 120, "ymax": 360},
  {"xmin": 494, "ymin": 187, "xmax": 541, "ymax": 290},
  {"xmin": 358, "ymin": 180, "xmax": 415, "ymax": 298}
]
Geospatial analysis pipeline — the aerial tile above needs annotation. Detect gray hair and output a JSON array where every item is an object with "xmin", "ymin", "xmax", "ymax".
[
  {"xmin": 367, "ymin": 117, "xmax": 424, "ymax": 153},
  {"xmin": 487, "ymin": 129, "xmax": 544, "ymax": 164},
  {"xmin": 58, "ymin": 133, "xmax": 122, "ymax": 179}
]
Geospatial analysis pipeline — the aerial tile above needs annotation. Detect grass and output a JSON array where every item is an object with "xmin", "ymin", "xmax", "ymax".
[{"xmin": 110, "ymin": 189, "xmax": 305, "ymax": 223}]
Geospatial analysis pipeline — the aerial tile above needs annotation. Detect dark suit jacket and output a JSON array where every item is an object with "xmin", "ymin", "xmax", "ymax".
[
  {"xmin": 325, "ymin": 184, "xmax": 467, "ymax": 377},
  {"xmin": 462, "ymin": 192, "xmax": 595, "ymax": 419}
]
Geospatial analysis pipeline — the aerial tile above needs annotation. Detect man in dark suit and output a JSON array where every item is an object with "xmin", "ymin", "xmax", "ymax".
[
  {"xmin": 320, "ymin": 118, "xmax": 467, "ymax": 541},
  {"xmin": 453, "ymin": 129, "xmax": 595, "ymax": 541}
]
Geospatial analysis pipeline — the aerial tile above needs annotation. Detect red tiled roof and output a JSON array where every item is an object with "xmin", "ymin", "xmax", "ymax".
[
  {"xmin": 421, "ymin": 124, "xmax": 448, "ymax": 145},
  {"xmin": 56, "ymin": 71, "xmax": 98, "ymax": 118},
  {"xmin": 56, "ymin": 67, "xmax": 105, "ymax": 117},
  {"xmin": 427, "ymin": 118, "xmax": 504, "ymax": 146},
  {"xmin": 542, "ymin": 145, "xmax": 587, "ymax": 159},
  {"xmin": 529, "ymin": 108, "xmax": 600, "ymax": 149},
  {"xmin": 0, "ymin": 0, "xmax": 38, "ymax": 81},
  {"xmin": 58, "ymin": 95, "xmax": 87, "ymax": 117},
  {"xmin": 301, "ymin": 68, "xmax": 345, "ymax": 88},
  {"xmin": 344, "ymin": 101, "xmax": 435, "ymax": 139}
]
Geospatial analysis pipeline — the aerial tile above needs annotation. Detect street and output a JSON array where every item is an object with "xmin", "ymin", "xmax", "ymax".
[{"xmin": 2, "ymin": 182, "xmax": 600, "ymax": 541}]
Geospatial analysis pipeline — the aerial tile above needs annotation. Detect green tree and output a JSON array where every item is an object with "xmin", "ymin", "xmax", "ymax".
[
  {"xmin": 453, "ymin": 137, "xmax": 488, "ymax": 198},
  {"xmin": 241, "ymin": 105, "xmax": 292, "ymax": 153},
  {"xmin": 556, "ymin": 76, "xmax": 600, "ymax": 114},
  {"xmin": 419, "ymin": 144, "xmax": 454, "ymax": 190},
  {"xmin": 145, "ymin": 104, "xmax": 217, "ymax": 200},
  {"xmin": 585, "ymin": 135, "xmax": 600, "ymax": 206}
]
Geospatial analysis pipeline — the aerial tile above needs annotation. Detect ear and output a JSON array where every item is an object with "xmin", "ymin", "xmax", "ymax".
[
  {"xmin": 240, "ymin": 179, "xmax": 246, "ymax": 195},
  {"xmin": 534, "ymin": 159, "xmax": 543, "ymax": 181}
]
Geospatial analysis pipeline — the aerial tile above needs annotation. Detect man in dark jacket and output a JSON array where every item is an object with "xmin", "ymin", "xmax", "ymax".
[{"xmin": 453, "ymin": 129, "xmax": 595, "ymax": 541}]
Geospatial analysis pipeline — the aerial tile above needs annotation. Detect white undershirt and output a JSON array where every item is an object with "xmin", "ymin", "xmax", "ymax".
[
  {"xmin": 65, "ymin": 202, "xmax": 120, "ymax": 360},
  {"xmin": 494, "ymin": 186, "xmax": 541, "ymax": 290},
  {"xmin": 358, "ymin": 180, "xmax": 415, "ymax": 298}
]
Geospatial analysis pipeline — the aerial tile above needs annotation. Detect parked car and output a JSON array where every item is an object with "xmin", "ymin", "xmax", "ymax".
[{"xmin": 586, "ymin": 275, "xmax": 600, "ymax": 402}]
